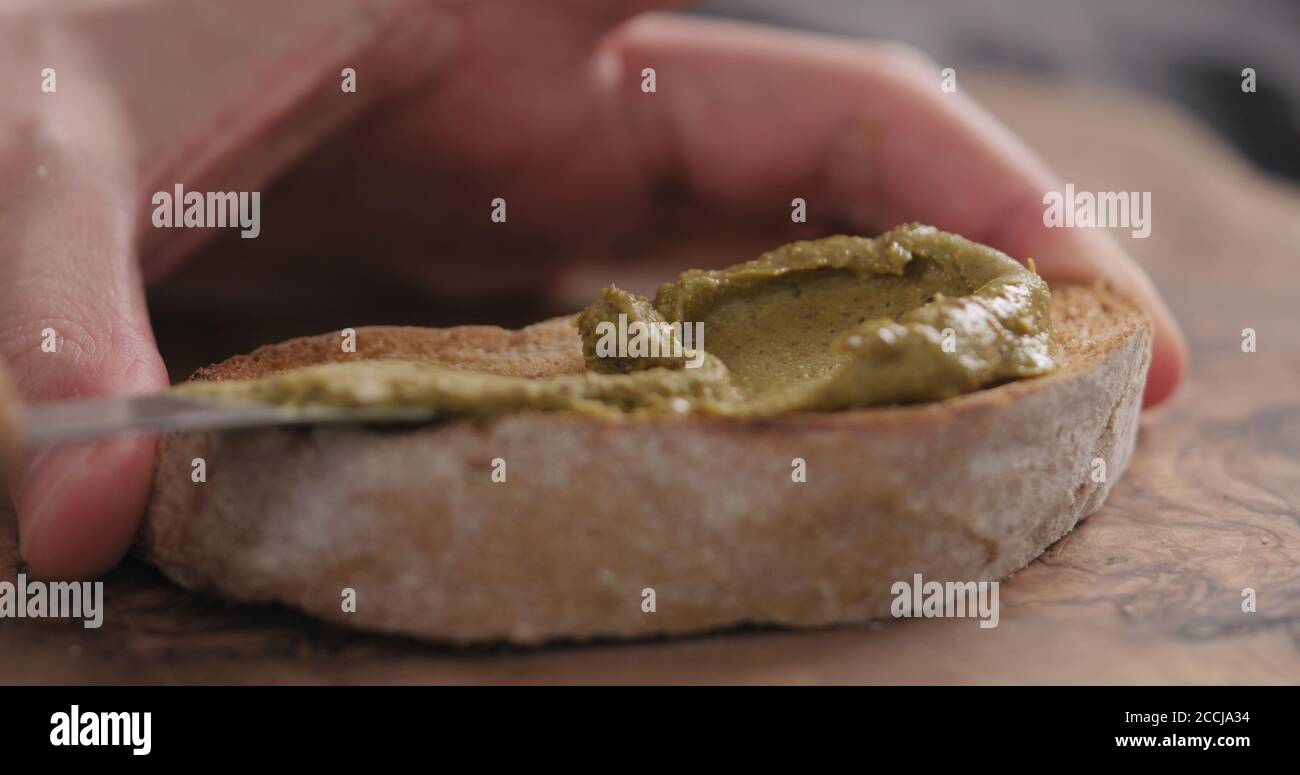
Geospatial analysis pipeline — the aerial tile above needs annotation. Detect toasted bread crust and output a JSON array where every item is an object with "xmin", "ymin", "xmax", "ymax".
[{"xmin": 139, "ymin": 283, "xmax": 1150, "ymax": 643}]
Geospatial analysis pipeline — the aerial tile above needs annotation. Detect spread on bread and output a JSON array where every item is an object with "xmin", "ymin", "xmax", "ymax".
[{"xmin": 175, "ymin": 224, "xmax": 1056, "ymax": 418}]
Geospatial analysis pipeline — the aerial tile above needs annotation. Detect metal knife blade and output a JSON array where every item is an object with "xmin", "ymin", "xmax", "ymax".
[{"xmin": 20, "ymin": 393, "xmax": 439, "ymax": 447}]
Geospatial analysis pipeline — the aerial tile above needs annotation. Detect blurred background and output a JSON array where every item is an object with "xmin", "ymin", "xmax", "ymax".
[{"xmin": 696, "ymin": 0, "xmax": 1300, "ymax": 182}]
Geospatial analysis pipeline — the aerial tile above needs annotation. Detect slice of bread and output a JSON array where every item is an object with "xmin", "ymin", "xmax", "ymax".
[{"xmin": 138, "ymin": 283, "xmax": 1150, "ymax": 644}]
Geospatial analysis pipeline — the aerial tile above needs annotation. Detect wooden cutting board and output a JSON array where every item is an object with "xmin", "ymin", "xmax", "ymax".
[{"xmin": 2, "ymin": 73, "xmax": 1297, "ymax": 684}]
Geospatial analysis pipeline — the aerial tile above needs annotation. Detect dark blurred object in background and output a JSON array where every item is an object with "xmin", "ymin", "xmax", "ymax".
[{"xmin": 697, "ymin": 0, "xmax": 1300, "ymax": 183}]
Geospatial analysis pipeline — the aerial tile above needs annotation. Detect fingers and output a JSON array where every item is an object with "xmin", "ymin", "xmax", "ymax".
[
  {"xmin": 1023, "ymin": 228, "xmax": 1186, "ymax": 408},
  {"xmin": 607, "ymin": 14, "xmax": 1186, "ymax": 406},
  {"xmin": 556, "ymin": 0, "xmax": 694, "ymax": 26},
  {"xmin": 1, "ymin": 0, "xmax": 418, "ymax": 577},
  {"xmin": 0, "ymin": 114, "xmax": 166, "ymax": 581},
  {"xmin": 60, "ymin": 0, "xmax": 456, "ymax": 278}
]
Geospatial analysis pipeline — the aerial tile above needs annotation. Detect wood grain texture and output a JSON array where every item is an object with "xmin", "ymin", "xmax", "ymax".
[{"xmin": 1, "ymin": 75, "xmax": 1297, "ymax": 683}]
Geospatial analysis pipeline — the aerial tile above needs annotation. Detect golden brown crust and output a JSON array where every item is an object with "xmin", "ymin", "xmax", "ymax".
[{"xmin": 140, "ymin": 283, "xmax": 1151, "ymax": 644}]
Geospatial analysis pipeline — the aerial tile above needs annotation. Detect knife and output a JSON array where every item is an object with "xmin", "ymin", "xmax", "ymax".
[{"xmin": 0, "ymin": 361, "xmax": 435, "ymax": 497}]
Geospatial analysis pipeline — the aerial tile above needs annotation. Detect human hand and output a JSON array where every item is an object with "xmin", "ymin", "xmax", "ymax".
[{"xmin": 0, "ymin": 0, "xmax": 1185, "ymax": 580}]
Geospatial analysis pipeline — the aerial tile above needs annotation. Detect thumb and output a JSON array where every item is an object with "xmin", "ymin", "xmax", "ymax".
[
  {"xmin": 1021, "ymin": 227, "xmax": 1187, "ymax": 408},
  {"xmin": 1, "ymin": 133, "xmax": 166, "ymax": 581}
]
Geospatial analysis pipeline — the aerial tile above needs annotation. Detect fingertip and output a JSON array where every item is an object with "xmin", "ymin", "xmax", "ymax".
[
  {"xmin": 1142, "ymin": 324, "xmax": 1188, "ymax": 409},
  {"xmin": 1029, "ymin": 232, "xmax": 1187, "ymax": 410},
  {"xmin": 16, "ymin": 434, "xmax": 157, "ymax": 580},
  {"xmin": 1129, "ymin": 257, "xmax": 1189, "ymax": 410}
]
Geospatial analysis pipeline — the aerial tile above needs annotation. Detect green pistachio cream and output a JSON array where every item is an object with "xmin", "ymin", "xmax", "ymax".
[{"xmin": 176, "ymin": 224, "xmax": 1056, "ymax": 419}]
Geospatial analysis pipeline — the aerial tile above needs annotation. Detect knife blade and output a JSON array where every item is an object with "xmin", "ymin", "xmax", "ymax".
[
  {"xmin": 0, "ymin": 361, "xmax": 434, "ymax": 498},
  {"xmin": 19, "ymin": 393, "xmax": 438, "ymax": 447}
]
